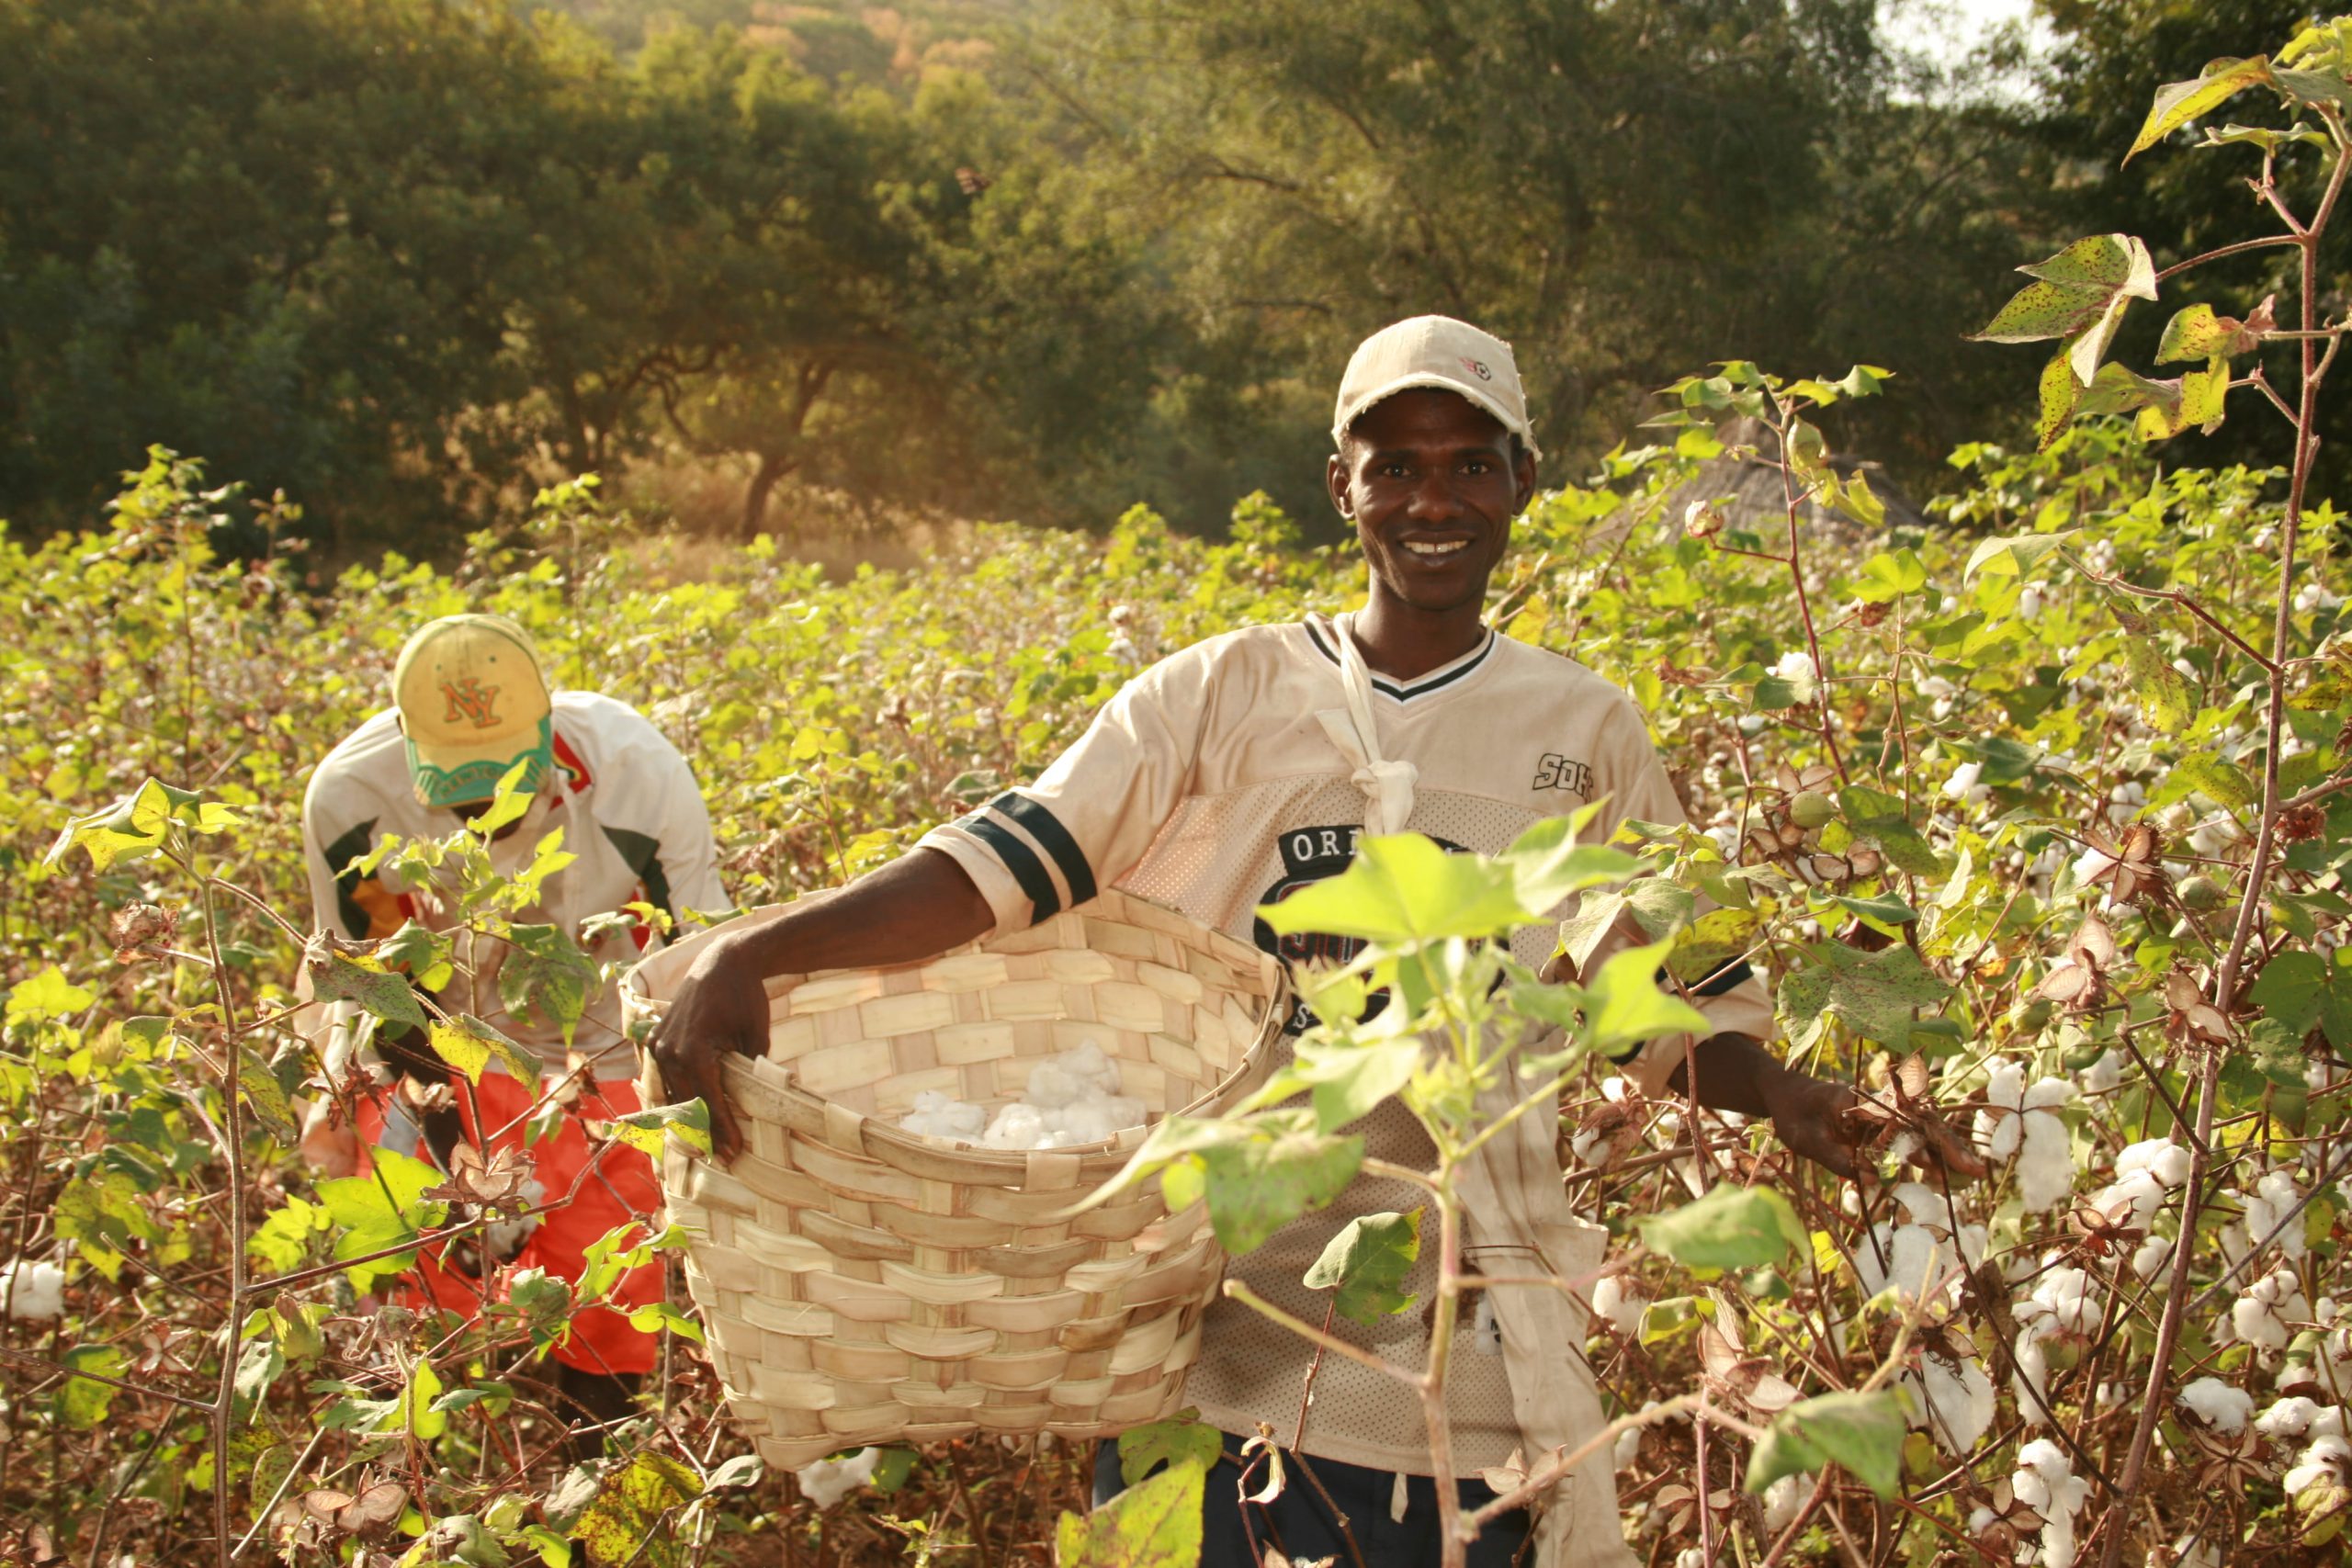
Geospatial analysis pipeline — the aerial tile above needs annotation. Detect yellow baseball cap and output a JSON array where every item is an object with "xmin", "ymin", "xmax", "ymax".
[{"xmin": 390, "ymin": 615, "xmax": 554, "ymax": 809}]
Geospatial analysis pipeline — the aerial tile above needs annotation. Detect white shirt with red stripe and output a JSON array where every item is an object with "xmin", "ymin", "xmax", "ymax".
[{"xmin": 301, "ymin": 691, "xmax": 729, "ymax": 1076}]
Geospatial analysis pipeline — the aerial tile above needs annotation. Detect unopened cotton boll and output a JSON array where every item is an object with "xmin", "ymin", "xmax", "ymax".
[
  {"xmin": 0, "ymin": 1259, "xmax": 64, "ymax": 1321},
  {"xmin": 795, "ymin": 1447, "xmax": 882, "ymax": 1508},
  {"xmin": 2178, "ymin": 1378, "xmax": 2255, "ymax": 1434}
]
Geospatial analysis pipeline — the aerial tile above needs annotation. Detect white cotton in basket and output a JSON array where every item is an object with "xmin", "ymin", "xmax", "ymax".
[{"xmin": 896, "ymin": 1040, "xmax": 1146, "ymax": 1151}]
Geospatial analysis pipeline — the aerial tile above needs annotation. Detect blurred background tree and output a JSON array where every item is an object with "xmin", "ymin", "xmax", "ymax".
[{"xmin": 0, "ymin": 0, "xmax": 2275, "ymax": 554}]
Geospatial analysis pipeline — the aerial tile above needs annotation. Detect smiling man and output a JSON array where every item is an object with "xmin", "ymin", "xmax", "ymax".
[{"xmin": 650, "ymin": 317, "xmax": 1852, "ymax": 1564}]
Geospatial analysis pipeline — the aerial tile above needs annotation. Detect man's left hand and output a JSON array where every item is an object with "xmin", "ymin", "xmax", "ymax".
[{"xmin": 1753, "ymin": 1064, "xmax": 1859, "ymax": 1180}]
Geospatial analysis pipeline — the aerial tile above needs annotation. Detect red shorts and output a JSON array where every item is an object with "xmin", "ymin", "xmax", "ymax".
[{"xmin": 356, "ymin": 1073, "xmax": 664, "ymax": 1376}]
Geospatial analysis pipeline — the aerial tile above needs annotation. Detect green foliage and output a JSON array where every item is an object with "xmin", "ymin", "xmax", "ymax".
[
  {"xmin": 1745, "ymin": 1390, "xmax": 1906, "ymax": 1499},
  {"xmin": 1637, "ymin": 1187, "xmax": 1806, "ymax": 1272},
  {"xmin": 1302, "ymin": 1208, "xmax": 1424, "ymax": 1327},
  {"xmin": 1055, "ymin": 1460, "xmax": 1204, "ymax": 1568}
]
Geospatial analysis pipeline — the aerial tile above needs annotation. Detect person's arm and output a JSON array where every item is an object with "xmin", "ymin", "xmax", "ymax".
[
  {"xmin": 1667, "ymin": 1032, "xmax": 1856, "ymax": 1179},
  {"xmin": 647, "ymin": 847, "xmax": 995, "ymax": 1162},
  {"xmin": 1571, "ymin": 699, "xmax": 1857, "ymax": 1179}
]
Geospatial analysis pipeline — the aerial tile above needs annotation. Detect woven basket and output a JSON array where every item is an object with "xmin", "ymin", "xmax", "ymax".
[{"xmin": 622, "ymin": 888, "xmax": 1287, "ymax": 1467}]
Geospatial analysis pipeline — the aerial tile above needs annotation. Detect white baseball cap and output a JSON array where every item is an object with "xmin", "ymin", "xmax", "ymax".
[{"xmin": 1331, "ymin": 315, "xmax": 1541, "ymax": 460}]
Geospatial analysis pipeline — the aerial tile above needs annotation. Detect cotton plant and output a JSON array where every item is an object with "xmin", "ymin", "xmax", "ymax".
[{"xmin": 2226, "ymin": 1266, "xmax": 2312, "ymax": 1355}]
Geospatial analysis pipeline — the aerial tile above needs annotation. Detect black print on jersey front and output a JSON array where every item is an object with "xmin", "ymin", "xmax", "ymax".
[
  {"xmin": 1251, "ymin": 823, "xmax": 1467, "ymax": 1034},
  {"xmin": 1532, "ymin": 753, "xmax": 1595, "ymax": 796}
]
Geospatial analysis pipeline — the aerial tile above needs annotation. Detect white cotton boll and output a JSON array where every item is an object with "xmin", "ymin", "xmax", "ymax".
[
  {"xmin": 1975, "ymin": 1058, "xmax": 2027, "ymax": 1161},
  {"xmin": 2285, "ymin": 1434, "xmax": 2352, "ymax": 1497},
  {"xmin": 2187, "ymin": 814, "xmax": 2244, "ymax": 858},
  {"xmin": 1773, "ymin": 649, "xmax": 1820, "ymax": 703},
  {"xmin": 1761, "ymin": 1472, "xmax": 1809, "ymax": 1533},
  {"xmin": 2018, "ymin": 1106, "xmax": 2075, "ymax": 1213},
  {"xmin": 1675, "ymin": 1550, "xmax": 1706, "ymax": 1568},
  {"xmin": 1912, "ymin": 1353, "xmax": 1996, "ymax": 1452},
  {"xmin": 0, "ymin": 1259, "xmax": 65, "ymax": 1321},
  {"xmin": 2073, "ymin": 846, "xmax": 2120, "ymax": 885},
  {"xmin": 2118, "ymin": 1139, "xmax": 2192, "ymax": 1190},
  {"xmin": 2232, "ymin": 1267, "xmax": 2312, "ymax": 1351},
  {"xmin": 2257, "ymin": 1396, "xmax": 2324, "ymax": 1440},
  {"xmin": 983, "ymin": 1102, "xmax": 1048, "ymax": 1150},
  {"xmin": 2013, "ymin": 1439, "xmax": 2088, "ymax": 1568},
  {"xmin": 1612, "ymin": 1423, "xmax": 1644, "ymax": 1470},
  {"xmin": 2018, "ymin": 585, "xmax": 2045, "ymax": 620},
  {"xmin": 2132, "ymin": 1235, "xmax": 2173, "ymax": 1280},
  {"xmin": 2082, "ymin": 1050, "xmax": 2125, "ymax": 1095},
  {"xmin": 2252, "ymin": 1169, "xmax": 2308, "ymax": 1259},
  {"xmin": 1592, "ymin": 1275, "xmax": 1647, "ymax": 1337},
  {"xmin": 2016, "ymin": 1267, "xmax": 2101, "ymax": 1339},
  {"xmin": 2178, "ymin": 1378, "xmax": 2255, "ymax": 1433},
  {"xmin": 899, "ymin": 1090, "xmax": 989, "ymax": 1142},
  {"xmin": 795, "ymin": 1447, "xmax": 882, "ymax": 1508},
  {"xmin": 1023, "ymin": 1058, "xmax": 1089, "ymax": 1110},
  {"xmin": 2014, "ymin": 1329, "xmax": 2052, "ymax": 1426}
]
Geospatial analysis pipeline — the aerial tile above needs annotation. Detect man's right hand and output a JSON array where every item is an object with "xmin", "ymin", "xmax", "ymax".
[{"xmin": 647, "ymin": 933, "xmax": 774, "ymax": 1163}]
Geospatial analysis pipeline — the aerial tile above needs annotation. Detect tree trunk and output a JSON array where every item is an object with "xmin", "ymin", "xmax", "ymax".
[{"xmin": 741, "ymin": 448, "xmax": 793, "ymax": 540}]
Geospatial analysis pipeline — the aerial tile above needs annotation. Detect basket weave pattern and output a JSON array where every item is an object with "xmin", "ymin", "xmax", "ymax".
[{"xmin": 624, "ymin": 889, "xmax": 1287, "ymax": 1467}]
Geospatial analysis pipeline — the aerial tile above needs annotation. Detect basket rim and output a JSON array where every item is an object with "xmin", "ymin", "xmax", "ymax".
[{"xmin": 628, "ymin": 887, "xmax": 1291, "ymax": 1170}]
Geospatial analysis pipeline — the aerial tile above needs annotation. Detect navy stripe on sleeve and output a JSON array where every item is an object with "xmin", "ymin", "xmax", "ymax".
[
  {"xmin": 989, "ymin": 793, "xmax": 1097, "ymax": 906},
  {"xmin": 966, "ymin": 814, "xmax": 1062, "ymax": 923}
]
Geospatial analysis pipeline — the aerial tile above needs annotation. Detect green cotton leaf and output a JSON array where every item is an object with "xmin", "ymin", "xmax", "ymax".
[
  {"xmin": 499, "ymin": 925, "xmax": 600, "ymax": 1044},
  {"xmin": 1963, "ymin": 530, "xmax": 2078, "ymax": 583},
  {"xmin": 1829, "ymin": 892, "xmax": 1918, "ymax": 930},
  {"xmin": 1853, "ymin": 548, "xmax": 1928, "ymax": 604},
  {"xmin": 1777, "ymin": 944, "xmax": 1952, "ymax": 1048},
  {"xmin": 468, "ymin": 760, "xmax": 539, "ymax": 839},
  {"xmin": 1258, "ymin": 833, "xmax": 1534, "ymax": 945},
  {"xmin": 2018, "ymin": 232, "xmax": 2159, "ymax": 294},
  {"xmin": 1500, "ymin": 809, "xmax": 1643, "ymax": 914},
  {"xmin": 2173, "ymin": 754, "xmax": 2259, "ymax": 810},
  {"xmin": 1242, "ymin": 1034, "xmax": 1425, "ymax": 1134},
  {"xmin": 430, "ymin": 1018, "xmax": 542, "ymax": 1088},
  {"xmin": 233, "ymin": 1335, "xmax": 285, "ymax": 1406},
  {"xmin": 572, "ymin": 1450, "xmax": 704, "ymax": 1568},
  {"xmin": 1665, "ymin": 908, "xmax": 1760, "ymax": 988},
  {"xmin": 6, "ymin": 965, "xmax": 96, "ymax": 1027},
  {"xmin": 307, "ymin": 943, "xmax": 428, "ymax": 1030},
  {"xmin": 247, "ymin": 1197, "xmax": 330, "ymax": 1277},
  {"xmin": 1746, "ymin": 1390, "xmax": 1907, "ymax": 1499},
  {"xmin": 1200, "ymin": 1116, "xmax": 1364, "ymax": 1257},
  {"xmin": 1057, "ymin": 1456, "xmax": 1204, "ymax": 1568},
  {"xmin": 1585, "ymin": 942, "xmax": 1714, "ymax": 1055},
  {"xmin": 375, "ymin": 919, "xmax": 453, "ymax": 988},
  {"xmin": 1303, "ymin": 1207, "xmax": 1423, "ymax": 1326},
  {"xmin": 1638, "ymin": 1184, "xmax": 1805, "ymax": 1270},
  {"xmin": 1116, "ymin": 1413, "xmax": 1224, "ymax": 1487},
  {"xmin": 314, "ymin": 1148, "xmax": 448, "ymax": 1291},
  {"xmin": 43, "ymin": 777, "xmax": 242, "ymax": 872},
  {"xmin": 1555, "ymin": 891, "xmax": 1629, "ymax": 973},
  {"xmin": 239, "ymin": 1054, "xmax": 299, "ymax": 1145},
  {"xmin": 1836, "ymin": 787, "xmax": 1942, "ymax": 877},
  {"xmin": 627, "ymin": 1302, "xmax": 705, "ymax": 1344},
  {"xmin": 2119, "ymin": 637, "xmax": 2197, "ymax": 734},
  {"xmin": 2158, "ymin": 303, "xmax": 2264, "ymax": 363},
  {"xmin": 869, "ymin": 1448, "xmax": 918, "ymax": 1495},
  {"xmin": 2127, "ymin": 56, "xmax": 2278, "ymax": 162},
  {"xmin": 707, "ymin": 1455, "xmax": 764, "ymax": 1492},
  {"xmin": 601, "ymin": 1099, "xmax": 713, "ymax": 1158},
  {"xmin": 2250, "ymin": 952, "xmax": 2330, "ymax": 1033},
  {"xmin": 1751, "ymin": 675, "xmax": 1802, "ymax": 710},
  {"xmin": 57, "ymin": 1345, "xmax": 126, "ymax": 1429},
  {"xmin": 1973, "ymin": 280, "xmax": 2112, "ymax": 344},
  {"xmin": 2035, "ymin": 344, "xmax": 2085, "ymax": 449}
]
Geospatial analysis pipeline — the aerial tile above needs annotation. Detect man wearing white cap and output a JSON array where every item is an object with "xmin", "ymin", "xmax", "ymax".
[
  {"xmin": 300, "ymin": 613, "xmax": 728, "ymax": 1438},
  {"xmin": 650, "ymin": 317, "xmax": 1854, "ymax": 1562}
]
